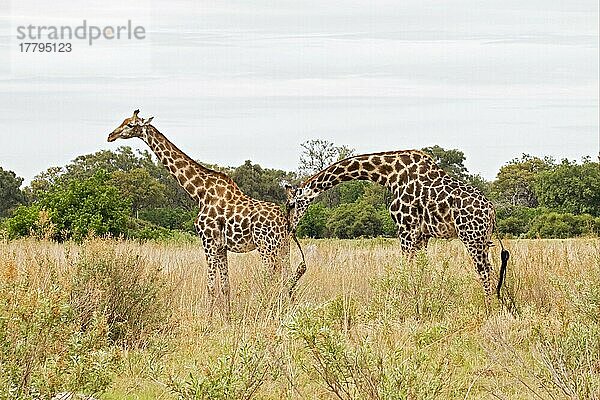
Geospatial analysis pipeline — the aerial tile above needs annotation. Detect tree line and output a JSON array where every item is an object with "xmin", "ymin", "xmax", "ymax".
[{"xmin": 1, "ymin": 141, "xmax": 599, "ymax": 241}]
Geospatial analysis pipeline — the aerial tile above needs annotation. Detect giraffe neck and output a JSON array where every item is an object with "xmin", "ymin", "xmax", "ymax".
[
  {"xmin": 141, "ymin": 125, "xmax": 239, "ymax": 203},
  {"xmin": 302, "ymin": 151, "xmax": 426, "ymax": 196}
]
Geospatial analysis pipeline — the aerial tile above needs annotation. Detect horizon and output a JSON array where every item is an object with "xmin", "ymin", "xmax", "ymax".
[{"xmin": 1, "ymin": 1, "xmax": 598, "ymax": 184}]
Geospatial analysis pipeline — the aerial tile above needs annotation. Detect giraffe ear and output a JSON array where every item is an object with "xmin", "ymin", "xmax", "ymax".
[
  {"xmin": 133, "ymin": 109, "xmax": 140, "ymax": 118},
  {"xmin": 143, "ymin": 117, "xmax": 154, "ymax": 125}
]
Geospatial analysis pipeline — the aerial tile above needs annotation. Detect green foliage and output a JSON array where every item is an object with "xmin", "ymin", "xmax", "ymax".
[
  {"xmin": 167, "ymin": 339, "xmax": 273, "ymax": 399},
  {"xmin": 42, "ymin": 171, "xmax": 131, "ymax": 241},
  {"xmin": 299, "ymin": 139, "xmax": 354, "ymax": 176},
  {"xmin": 535, "ymin": 158, "xmax": 600, "ymax": 216},
  {"xmin": 491, "ymin": 154, "xmax": 554, "ymax": 206},
  {"xmin": 4, "ymin": 171, "xmax": 131, "ymax": 241},
  {"xmin": 138, "ymin": 207, "xmax": 196, "ymax": 232},
  {"xmin": 0, "ymin": 268, "xmax": 118, "ymax": 398},
  {"xmin": 338, "ymin": 181, "xmax": 369, "ymax": 204},
  {"xmin": 2, "ymin": 205, "xmax": 43, "ymax": 240},
  {"xmin": 111, "ymin": 168, "xmax": 166, "ymax": 213},
  {"xmin": 318, "ymin": 201, "xmax": 394, "ymax": 239},
  {"xmin": 0, "ymin": 167, "xmax": 25, "ymax": 217},
  {"xmin": 495, "ymin": 205, "xmax": 541, "ymax": 238},
  {"xmin": 527, "ymin": 212, "xmax": 600, "ymax": 239},
  {"xmin": 421, "ymin": 145, "xmax": 470, "ymax": 181},
  {"xmin": 28, "ymin": 147, "xmax": 195, "ymax": 211},
  {"xmin": 326, "ymin": 202, "xmax": 384, "ymax": 239},
  {"xmin": 231, "ymin": 160, "xmax": 297, "ymax": 204},
  {"xmin": 296, "ymin": 203, "xmax": 331, "ymax": 238}
]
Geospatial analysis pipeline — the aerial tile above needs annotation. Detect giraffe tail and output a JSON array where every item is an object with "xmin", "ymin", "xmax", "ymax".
[
  {"xmin": 496, "ymin": 235, "xmax": 510, "ymax": 299},
  {"xmin": 288, "ymin": 232, "xmax": 307, "ymax": 296}
]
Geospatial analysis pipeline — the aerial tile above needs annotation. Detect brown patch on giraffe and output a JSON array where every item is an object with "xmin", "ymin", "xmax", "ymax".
[
  {"xmin": 347, "ymin": 160, "xmax": 360, "ymax": 171},
  {"xmin": 363, "ymin": 162, "xmax": 376, "ymax": 172},
  {"xmin": 379, "ymin": 164, "xmax": 393, "ymax": 176}
]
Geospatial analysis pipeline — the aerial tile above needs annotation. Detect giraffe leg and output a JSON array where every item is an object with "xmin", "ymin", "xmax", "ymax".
[
  {"xmin": 259, "ymin": 251, "xmax": 284, "ymax": 283},
  {"xmin": 202, "ymin": 239, "xmax": 229, "ymax": 319},
  {"xmin": 391, "ymin": 200, "xmax": 427, "ymax": 262},
  {"xmin": 215, "ymin": 248, "xmax": 230, "ymax": 318},
  {"xmin": 203, "ymin": 254, "xmax": 218, "ymax": 319},
  {"xmin": 465, "ymin": 242, "xmax": 493, "ymax": 311}
]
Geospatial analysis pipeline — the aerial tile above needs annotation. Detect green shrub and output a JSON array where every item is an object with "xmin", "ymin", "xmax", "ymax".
[
  {"xmin": 69, "ymin": 240, "xmax": 175, "ymax": 347},
  {"xmin": 0, "ymin": 273, "xmax": 118, "ymax": 398},
  {"xmin": 138, "ymin": 207, "xmax": 196, "ymax": 232},
  {"xmin": 167, "ymin": 338, "xmax": 274, "ymax": 399},
  {"xmin": 527, "ymin": 212, "xmax": 600, "ymax": 238},
  {"xmin": 297, "ymin": 203, "xmax": 331, "ymax": 238},
  {"xmin": 2, "ymin": 205, "xmax": 42, "ymax": 239},
  {"xmin": 3, "ymin": 171, "xmax": 131, "ymax": 241}
]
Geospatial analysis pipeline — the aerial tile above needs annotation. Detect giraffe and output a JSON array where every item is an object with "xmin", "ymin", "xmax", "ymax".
[
  {"xmin": 285, "ymin": 150, "xmax": 509, "ymax": 306},
  {"xmin": 107, "ymin": 110, "xmax": 301, "ymax": 317}
]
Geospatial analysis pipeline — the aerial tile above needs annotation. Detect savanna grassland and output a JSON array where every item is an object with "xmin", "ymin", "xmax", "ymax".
[{"xmin": 0, "ymin": 238, "xmax": 599, "ymax": 399}]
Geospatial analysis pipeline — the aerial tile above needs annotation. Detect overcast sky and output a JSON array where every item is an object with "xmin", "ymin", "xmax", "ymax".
[{"xmin": 1, "ymin": 0, "xmax": 598, "ymax": 184}]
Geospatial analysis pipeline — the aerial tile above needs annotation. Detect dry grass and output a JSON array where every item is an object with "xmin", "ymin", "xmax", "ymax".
[{"xmin": 0, "ymin": 237, "xmax": 598, "ymax": 399}]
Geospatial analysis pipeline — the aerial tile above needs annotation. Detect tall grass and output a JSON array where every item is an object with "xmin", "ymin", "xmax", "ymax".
[{"xmin": 0, "ymin": 238, "xmax": 598, "ymax": 399}]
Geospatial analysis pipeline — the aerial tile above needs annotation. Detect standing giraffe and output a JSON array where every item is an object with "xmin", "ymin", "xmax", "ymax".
[
  {"xmin": 107, "ymin": 110, "xmax": 299, "ymax": 317},
  {"xmin": 285, "ymin": 150, "xmax": 509, "ymax": 306}
]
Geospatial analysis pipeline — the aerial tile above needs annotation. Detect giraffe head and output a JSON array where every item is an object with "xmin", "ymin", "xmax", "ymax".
[
  {"xmin": 284, "ymin": 184, "xmax": 318, "ymax": 232},
  {"xmin": 107, "ymin": 110, "xmax": 154, "ymax": 142}
]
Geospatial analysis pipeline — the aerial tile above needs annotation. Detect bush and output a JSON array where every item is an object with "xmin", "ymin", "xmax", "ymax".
[
  {"xmin": 495, "ymin": 205, "xmax": 541, "ymax": 238},
  {"xmin": 527, "ymin": 212, "xmax": 600, "ymax": 238},
  {"xmin": 2, "ymin": 205, "xmax": 43, "ymax": 239},
  {"xmin": 286, "ymin": 301, "xmax": 451, "ymax": 400},
  {"xmin": 0, "ymin": 263, "xmax": 118, "ymax": 398},
  {"xmin": 138, "ymin": 207, "xmax": 196, "ymax": 232},
  {"xmin": 297, "ymin": 203, "xmax": 331, "ymax": 238},
  {"xmin": 166, "ymin": 338, "xmax": 274, "ymax": 400},
  {"xmin": 69, "ymin": 240, "xmax": 175, "ymax": 347},
  {"xmin": 326, "ymin": 202, "xmax": 386, "ymax": 239},
  {"xmin": 3, "ymin": 171, "xmax": 131, "ymax": 241}
]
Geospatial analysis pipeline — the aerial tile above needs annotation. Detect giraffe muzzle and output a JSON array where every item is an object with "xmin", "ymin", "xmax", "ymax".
[{"xmin": 107, "ymin": 131, "xmax": 119, "ymax": 142}]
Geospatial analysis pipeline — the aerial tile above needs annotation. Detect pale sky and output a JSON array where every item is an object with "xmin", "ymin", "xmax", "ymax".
[{"xmin": 0, "ymin": 0, "xmax": 598, "ymax": 184}]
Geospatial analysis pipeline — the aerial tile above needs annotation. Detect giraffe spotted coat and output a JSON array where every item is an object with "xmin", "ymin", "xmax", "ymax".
[
  {"xmin": 108, "ymin": 110, "xmax": 292, "ymax": 316},
  {"xmin": 286, "ymin": 150, "xmax": 500, "ymax": 303}
]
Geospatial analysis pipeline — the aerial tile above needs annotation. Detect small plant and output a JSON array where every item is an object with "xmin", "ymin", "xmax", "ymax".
[
  {"xmin": 166, "ymin": 338, "xmax": 274, "ymax": 400},
  {"xmin": 368, "ymin": 252, "xmax": 460, "ymax": 321}
]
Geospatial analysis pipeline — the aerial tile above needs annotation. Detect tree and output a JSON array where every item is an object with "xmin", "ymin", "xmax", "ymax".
[
  {"xmin": 111, "ymin": 168, "xmax": 166, "ymax": 214},
  {"xmin": 26, "ymin": 147, "xmax": 196, "ymax": 211},
  {"xmin": 296, "ymin": 203, "xmax": 331, "ymax": 238},
  {"xmin": 421, "ymin": 145, "xmax": 470, "ymax": 181},
  {"xmin": 491, "ymin": 154, "xmax": 554, "ymax": 207},
  {"xmin": 0, "ymin": 167, "xmax": 25, "ymax": 217},
  {"xmin": 298, "ymin": 140, "xmax": 356, "ymax": 207},
  {"xmin": 231, "ymin": 160, "xmax": 297, "ymax": 204},
  {"xmin": 35, "ymin": 170, "xmax": 131, "ymax": 241},
  {"xmin": 535, "ymin": 158, "xmax": 600, "ymax": 216},
  {"xmin": 298, "ymin": 140, "xmax": 354, "ymax": 176}
]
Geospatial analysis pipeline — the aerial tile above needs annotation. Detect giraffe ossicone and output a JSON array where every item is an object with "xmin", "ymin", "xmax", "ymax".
[
  {"xmin": 286, "ymin": 150, "xmax": 509, "ymax": 306},
  {"xmin": 107, "ymin": 110, "xmax": 304, "ymax": 317}
]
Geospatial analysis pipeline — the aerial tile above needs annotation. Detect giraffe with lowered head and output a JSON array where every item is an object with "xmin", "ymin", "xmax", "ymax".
[
  {"xmin": 108, "ymin": 110, "xmax": 301, "ymax": 317},
  {"xmin": 285, "ymin": 150, "xmax": 509, "ymax": 307}
]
